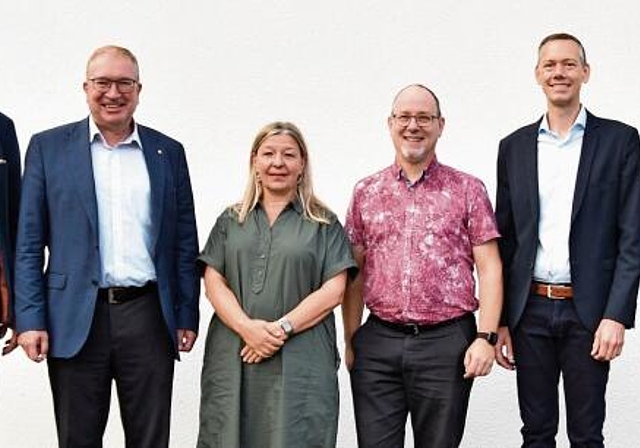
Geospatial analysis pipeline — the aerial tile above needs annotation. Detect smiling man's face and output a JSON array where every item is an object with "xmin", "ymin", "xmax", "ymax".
[
  {"xmin": 536, "ymin": 39, "xmax": 590, "ymax": 109},
  {"xmin": 388, "ymin": 85, "xmax": 444, "ymax": 168},
  {"xmin": 84, "ymin": 50, "xmax": 141, "ymax": 136}
]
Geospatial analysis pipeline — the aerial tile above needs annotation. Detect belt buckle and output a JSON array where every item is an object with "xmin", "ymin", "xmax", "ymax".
[
  {"xmin": 409, "ymin": 323, "xmax": 419, "ymax": 335},
  {"xmin": 107, "ymin": 288, "xmax": 120, "ymax": 304},
  {"xmin": 546, "ymin": 284, "xmax": 562, "ymax": 300}
]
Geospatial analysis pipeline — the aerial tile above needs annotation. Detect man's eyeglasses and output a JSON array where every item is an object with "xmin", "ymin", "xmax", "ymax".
[
  {"xmin": 392, "ymin": 114, "xmax": 440, "ymax": 127},
  {"xmin": 88, "ymin": 78, "xmax": 139, "ymax": 94}
]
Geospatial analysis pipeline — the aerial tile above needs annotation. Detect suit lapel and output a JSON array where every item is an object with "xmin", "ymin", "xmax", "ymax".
[
  {"xmin": 70, "ymin": 119, "xmax": 99, "ymax": 239},
  {"xmin": 139, "ymin": 126, "xmax": 166, "ymax": 252},
  {"xmin": 571, "ymin": 111, "xmax": 599, "ymax": 223}
]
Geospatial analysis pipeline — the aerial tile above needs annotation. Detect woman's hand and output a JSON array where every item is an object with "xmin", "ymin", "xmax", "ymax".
[{"xmin": 239, "ymin": 319, "xmax": 286, "ymax": 362}]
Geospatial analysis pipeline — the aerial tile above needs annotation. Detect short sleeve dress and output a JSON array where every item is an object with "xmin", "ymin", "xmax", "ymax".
[{"xmin": 196, "ymin": 200, "xmax": 357, "ymax": 448}]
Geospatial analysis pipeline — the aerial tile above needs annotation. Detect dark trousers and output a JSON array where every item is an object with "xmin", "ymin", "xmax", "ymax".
[
  {"xmin": 514, "ymin": 294, "xmax": 610, "ymax": 448},
  {"xmin": 349, "ymin": 313, "xmax": 476, "ymax": 448},
  {"xmin": 48, "ymin": 290, "xmax": 175, "ymax": 448}
]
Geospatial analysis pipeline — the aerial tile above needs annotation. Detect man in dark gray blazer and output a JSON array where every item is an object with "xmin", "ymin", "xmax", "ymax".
[
  {"xmin": 0, "ymin": 111, "xmax": 20, "ymax": 356},
  {"xmin": 15, "ymin": 46, "xmax": 200, "ymax": 448},
  {"xmin": 495, "ymin": 33, "xmax": 640, "ymax": 447}
]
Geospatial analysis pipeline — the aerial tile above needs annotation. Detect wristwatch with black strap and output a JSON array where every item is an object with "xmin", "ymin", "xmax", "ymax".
[{"xmin": 476, "ymin": 331, "xmax": 498, "ymax": 346}]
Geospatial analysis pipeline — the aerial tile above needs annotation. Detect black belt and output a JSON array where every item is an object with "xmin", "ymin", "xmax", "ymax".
[
  {"xmin": 369, "ymin": 312, "xmax": 472, "ymax": 335},
  {"xmin": 98, "ymin": 282, "xmax": 157, "ymax": 304}
]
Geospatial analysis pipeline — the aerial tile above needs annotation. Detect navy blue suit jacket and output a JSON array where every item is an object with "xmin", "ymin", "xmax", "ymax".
[
  {"xmin": 15, "ymin": 118, "xmax": 200, "ymax": 358},
  {"xmin": 0, "ymin": 112, "xmax": 20, "ymax": 326},
  {"xmin": 496, "ymin": 111, "xmax": 640, "ymax": 332}
]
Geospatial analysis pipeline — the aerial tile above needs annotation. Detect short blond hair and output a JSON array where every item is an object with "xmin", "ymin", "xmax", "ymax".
[
  {"xmin": 86, "ymin": 45, "xmax": 140, "ymax": 80},
  {"xmin": 537, "ymin": 33, "xmax": 588, "ymax": 67}
]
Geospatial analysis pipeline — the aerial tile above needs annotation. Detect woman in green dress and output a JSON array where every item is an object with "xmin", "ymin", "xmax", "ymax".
[{"xmin": 197, "ymin": 121, "xmax": 357, "ymax": 448}]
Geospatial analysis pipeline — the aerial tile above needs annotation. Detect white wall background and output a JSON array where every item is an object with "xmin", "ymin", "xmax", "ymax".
[{"xmin": 1, "ymin": 1, "xmax": 639, "ymax": 447}]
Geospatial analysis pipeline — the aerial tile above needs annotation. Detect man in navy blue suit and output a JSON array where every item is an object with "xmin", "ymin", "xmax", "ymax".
[
  {"xmin": 0, "ymin": 111, "xmax": 20, "ymax": 356},
  {"xmin": 495, "ymin": 33, "xmax": 640, "ymax": 447},
  {"xmin": 15, "ymin": 46, "xmax": 200, "ymax": 448}
]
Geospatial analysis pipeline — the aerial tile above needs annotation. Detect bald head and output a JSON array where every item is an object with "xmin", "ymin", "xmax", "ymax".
[{"xmin": 391, "ymin": 84, "xmax": 441, "ymax": 117}]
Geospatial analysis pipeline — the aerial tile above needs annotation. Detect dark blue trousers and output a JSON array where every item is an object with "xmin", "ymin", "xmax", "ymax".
[{"xmin": 514, "ymin": 294, "xmax": 610, "ymax": 448}]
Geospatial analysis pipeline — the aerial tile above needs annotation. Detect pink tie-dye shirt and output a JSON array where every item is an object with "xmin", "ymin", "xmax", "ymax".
[{"xmin": 345, "ymin": 160, "xmax": 500, "ymax": 325}]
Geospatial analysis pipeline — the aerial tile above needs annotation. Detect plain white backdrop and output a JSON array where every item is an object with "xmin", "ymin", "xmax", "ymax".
[{"xmin": 1, "ymin": 2, "xmax": 640, "ymax": 447}]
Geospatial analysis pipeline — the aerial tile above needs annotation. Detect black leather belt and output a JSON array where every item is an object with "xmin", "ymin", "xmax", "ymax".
[
  {"xmin": 369, "ymin": 312, "xmax": 472, "ymax": 335},
  {"xmin": 98, "ymin": 282, "xmax": 157, "ymax": 304}
]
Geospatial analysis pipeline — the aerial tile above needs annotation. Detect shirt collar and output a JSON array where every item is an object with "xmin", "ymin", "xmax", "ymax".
[
  {"xmin": 539, "ymin": 105, "xmax": 587, "ymax": 136},
  {"xmin": 89, "ymin": 117, "xmax": 142, "ymax": 150},
  {"xmin": 392, "ymin": 157, "xmax": 439, "ymax": 186},
  {"xmin": 256, "ymin": 197, "xmax": 304, "ymax": 215},
  {"xmin": 290, "ymin": 197, "xmax": 304, "ymax": 214}
]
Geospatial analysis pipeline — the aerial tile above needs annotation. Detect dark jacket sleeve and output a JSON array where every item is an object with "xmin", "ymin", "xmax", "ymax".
[
  {"xmin": 495, "ymin": 139, "xmax": 514, "ymax": 327},
  {"xmin": 1, "ymin": 113, "xmax": 21, "ymax": 257},
  {"xmin": 602, "ymin": 126, "xmax": 640, "ymax": 327}
]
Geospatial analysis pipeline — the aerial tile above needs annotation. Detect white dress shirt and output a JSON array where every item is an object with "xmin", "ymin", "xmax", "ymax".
[
  {"xmin": 533, "ymin": 107, "xmax": 586, "ymax": 284},
  {"xmin": 90, "ymin": 119, "xmax": 156, "ymax": 287}
]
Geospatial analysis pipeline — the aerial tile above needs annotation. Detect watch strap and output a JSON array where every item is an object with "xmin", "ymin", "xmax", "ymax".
[{"xmin": 476, "ymin": 331, "xmax": 498, "ymax": 346}]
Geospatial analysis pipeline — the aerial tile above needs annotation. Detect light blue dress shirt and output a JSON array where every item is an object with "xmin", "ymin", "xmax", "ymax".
[
  {"xmin": 534, "ymin": 106, "xmax": 586, "ymax": 283},
  {"xmin": 90, "ymin": 119, "xmax": 156, "ymax": 287}
]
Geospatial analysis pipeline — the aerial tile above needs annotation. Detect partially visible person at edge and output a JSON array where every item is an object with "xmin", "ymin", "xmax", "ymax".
[
  {"xmin": 197, "ymin": 121, "xmax": 357, "ymax": 448},
  {"xmin": 343, "ymin": 84, "xmax": 503, "ymax": 447},
  {"xmin": 495, "ymin": 33, "xmax": 640, "ymax": 447},
  {"xmin": 0, "ymin": 111, "xmax": 20, "ymax": 356},
  {"xmin": 14, "ymin": 45, "xmax": 199, "ymax": 447}
]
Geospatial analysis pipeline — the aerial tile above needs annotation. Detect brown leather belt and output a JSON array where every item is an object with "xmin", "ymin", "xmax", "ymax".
[{"xmin": 531, "ymin": 281, "xmax": 573, "ymax": 300}]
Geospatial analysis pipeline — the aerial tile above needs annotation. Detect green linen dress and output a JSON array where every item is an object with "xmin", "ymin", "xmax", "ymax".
[{"xmin": 197, "ymin": 201, "xmax": 357, "ymax": 448}]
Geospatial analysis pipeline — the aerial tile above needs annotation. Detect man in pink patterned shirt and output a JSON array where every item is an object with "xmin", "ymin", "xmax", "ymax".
[{"xmin": 343, "ymin": 84, "xmax": 503, "ymax": 447}]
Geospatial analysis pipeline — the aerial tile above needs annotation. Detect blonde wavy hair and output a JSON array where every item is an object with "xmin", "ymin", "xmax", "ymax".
[{"xmin": 233, "ymin": 121, "xmax": 331, "ymax": 224}]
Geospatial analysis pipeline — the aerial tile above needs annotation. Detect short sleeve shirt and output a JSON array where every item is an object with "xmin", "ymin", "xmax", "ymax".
[
  {"xmin": 345, "ymin": 160, "xmax": 500, "ymax": 325},
  {"xmin": 199, "ymin": 200, "xmax": 357, "ymax": 321}
]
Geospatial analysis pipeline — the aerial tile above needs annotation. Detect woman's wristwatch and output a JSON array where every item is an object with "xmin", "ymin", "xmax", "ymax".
[{"xmin": 277, "ymin": 317, "xmax": 294, "ymax": 337}]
